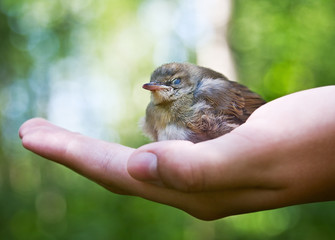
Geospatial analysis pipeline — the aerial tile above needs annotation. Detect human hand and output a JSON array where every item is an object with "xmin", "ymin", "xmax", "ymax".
[{"xmin": 19, "ymin": 86, "xmax": 335, "ymax": 220}]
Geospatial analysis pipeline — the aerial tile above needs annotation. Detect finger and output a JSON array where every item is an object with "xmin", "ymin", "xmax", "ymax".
[
  {"xmin": 127, "ymin": 126, "xmax": 279, "ymax": 192},
  {"xmin": 19, "ymin": 118, "xmax": 54, "ymax": 139},
  {"xmin": 20, "ymin": 118, "xmax": 139, "ymax": 193},
  {"xmin": 18, "ymin": 120, "xmax": 206, "ymax": 207}
]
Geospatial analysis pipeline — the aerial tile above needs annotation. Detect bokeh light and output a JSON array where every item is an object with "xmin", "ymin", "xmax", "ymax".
[{"xmin": 1, "ymin": 0, "xmax": 335, "ymax": 239}]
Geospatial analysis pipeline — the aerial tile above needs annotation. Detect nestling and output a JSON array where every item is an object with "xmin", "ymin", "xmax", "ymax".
[{"xmin": 141, "ymin": 63, "xmax": 266, "ymax": 143}]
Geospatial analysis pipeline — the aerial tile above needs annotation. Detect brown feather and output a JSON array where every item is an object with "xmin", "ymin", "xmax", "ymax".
[{"xmin": 142, "ymin": 63, "xmax": 266, "ymax": 143}]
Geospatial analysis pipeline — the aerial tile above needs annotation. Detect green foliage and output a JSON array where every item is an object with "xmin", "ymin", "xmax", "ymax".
[
  {"xmin": 229, "ymin": 0, "xmax": 335, "ymax": 100},
  {"xmin": 1, "ymin": 0, "xmax": 335, "ymax": 239}
]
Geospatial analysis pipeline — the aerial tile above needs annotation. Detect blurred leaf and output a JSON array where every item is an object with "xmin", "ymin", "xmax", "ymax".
[{"xmin": 1, "ymin": 0, "xmax": 335, "ymax": 239}]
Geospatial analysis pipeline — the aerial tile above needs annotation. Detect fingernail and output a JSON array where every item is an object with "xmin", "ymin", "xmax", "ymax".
[{"xmin": 129, "ymin": 152, "xmax": 159, "ymax": 181}]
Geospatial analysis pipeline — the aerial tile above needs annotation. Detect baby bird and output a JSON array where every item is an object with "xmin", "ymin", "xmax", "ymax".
[{"xmin": 141, "ymin": 63, "xmax": 266, "ymax": 143}]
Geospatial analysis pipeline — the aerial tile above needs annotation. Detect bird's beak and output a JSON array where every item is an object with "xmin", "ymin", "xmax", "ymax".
[{"xmin": 142, "ymin": 82, "xmax": 170, "ymax": 91}]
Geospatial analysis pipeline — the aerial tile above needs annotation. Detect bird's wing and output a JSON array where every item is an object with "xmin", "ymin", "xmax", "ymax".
[
  {"xmin": 194, "ymin": 78, "xmax": 265, "ymax": 123},
  {"xmin": 188, "ymin": 78, "xmax": 265, "ymax": 140}
]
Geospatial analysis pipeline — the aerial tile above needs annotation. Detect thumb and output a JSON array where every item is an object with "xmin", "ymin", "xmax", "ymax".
[{"xmin": 127, "ymin": 133, "xmax": 259, "ymax": 192}]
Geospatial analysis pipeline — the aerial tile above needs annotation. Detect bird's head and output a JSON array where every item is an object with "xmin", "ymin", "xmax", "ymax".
[{"xmin": 143, "ymin": 62, "xmax": 227, "ymax": 105}]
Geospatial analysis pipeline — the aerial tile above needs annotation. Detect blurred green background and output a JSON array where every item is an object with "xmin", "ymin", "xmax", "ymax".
[{"xmin": 1, "ymin": 0, "xmax": 335, "ymax": 239}]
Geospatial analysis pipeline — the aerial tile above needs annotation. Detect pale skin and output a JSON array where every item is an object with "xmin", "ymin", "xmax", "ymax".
[{"xmin": 19, "ymin": 86, "xmax": 335, "ymax": 220}]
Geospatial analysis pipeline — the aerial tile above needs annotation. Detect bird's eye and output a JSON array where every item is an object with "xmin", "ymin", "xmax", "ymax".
[{"xmin": 172, "ymin": 78, "xmax": 181, "ymax": 85}]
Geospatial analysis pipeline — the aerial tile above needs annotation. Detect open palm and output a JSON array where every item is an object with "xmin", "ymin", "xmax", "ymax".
[{"xmin": 19, "ymin": 86, "xmax": 335, "ymax": 220}]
